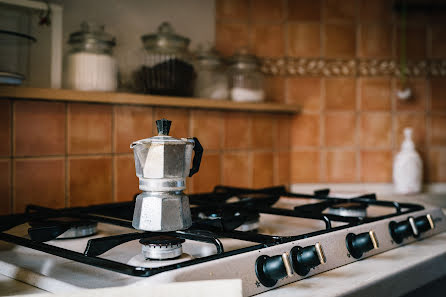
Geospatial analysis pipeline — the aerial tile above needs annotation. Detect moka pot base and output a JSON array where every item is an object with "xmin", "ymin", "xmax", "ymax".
[{"xmin": 132, "ymin": 191, "xmax": 192, "ymax": 232}]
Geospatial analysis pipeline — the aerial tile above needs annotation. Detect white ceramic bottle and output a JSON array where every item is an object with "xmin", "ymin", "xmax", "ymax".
[{"xmin": 393, "ymin": 128, "xmax": 422, "ymax": 194}]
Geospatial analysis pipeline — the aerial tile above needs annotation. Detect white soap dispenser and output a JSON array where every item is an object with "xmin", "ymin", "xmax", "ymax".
[{"xmin": 393, "ymin": 128, "xmax": 422, "ymax": 194}]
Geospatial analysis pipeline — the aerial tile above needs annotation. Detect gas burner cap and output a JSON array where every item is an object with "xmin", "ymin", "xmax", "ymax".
[
  {"xmin": 326, "ymin": 202, "xmax": 367, "ymax": 217},
  {"xmin": 140, "ymin": 236, "xmax": 185, "ymax": 260},
  {"xmin": 29, "ymin": 217, "xmax": 98, "ymax": 239},
  {"xmin": 58, "ymin": 220, "xmax": 97, "ymax": 239},
  {"xmin": 235, "ymin": 218, "xmax": 260, "ymax": 232}
]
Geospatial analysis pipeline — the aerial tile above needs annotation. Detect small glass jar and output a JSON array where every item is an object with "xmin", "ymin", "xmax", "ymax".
[
  {"xmin": 139, "ymin": 22, "xmax": 195, "ymax": 97},
  {"xmin": 228, "ymin": 49, "xmax": 265, "ymax": 102},
  {"xmin": 64, "ymin": 22, "xmax": 117, "ymax": 91},
  {"xmin": 194, "ymin": 47, "xmax": 228, "ymax": 100}
]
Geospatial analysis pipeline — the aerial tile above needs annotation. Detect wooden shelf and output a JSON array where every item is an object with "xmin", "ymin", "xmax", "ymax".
[{"xmin": 0, "ymin": 86, "xmax": 300, "ymax": 114}]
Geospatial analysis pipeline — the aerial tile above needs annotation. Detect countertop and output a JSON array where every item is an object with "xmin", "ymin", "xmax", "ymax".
[{"xmin": 0, "ymin": 274, "xmax": 46, "ymax": 296}]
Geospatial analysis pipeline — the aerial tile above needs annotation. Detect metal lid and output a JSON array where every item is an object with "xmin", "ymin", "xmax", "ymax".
[
  {"xmin": 68, "ymin": 22, "xmax": 116, "ymax": 47},
  {"xmin": 195, "ymin": 45, "xmax": 224, "ymax": 67},
  {"xmin": 229, "ymin": 48, "xmax": 260, "ymax": 70},
  {"xmin": 130, "ymin": 119, "xmax": 193, "ymax": 147},
  {"xmin": 141, "ymin": 22, "xmax": 190, "ymax": 51}
]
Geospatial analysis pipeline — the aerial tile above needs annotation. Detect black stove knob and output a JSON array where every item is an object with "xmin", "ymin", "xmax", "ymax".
[
  {"xmin": 346, "ymin": 231, "xmax": 379, "ymax": 259},
  {"xmin": 389, "ymin": 217, "xmax": 418, "ymax": 244},
  {"xmin": 415, "ymin": 214, "xmax": 435, "ymax": 234},
  {"xmin": 290, "ymin": 242, "xmax": 326, "ymax": 276},
  {"xmin": 255, "ymin": 253, "xmax": 293, "ymax": 287}
]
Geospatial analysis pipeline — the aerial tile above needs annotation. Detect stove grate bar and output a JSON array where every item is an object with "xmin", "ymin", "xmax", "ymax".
[{"xmin": 0, "ymin": 231, "xmax": 264, "ymax": 277}]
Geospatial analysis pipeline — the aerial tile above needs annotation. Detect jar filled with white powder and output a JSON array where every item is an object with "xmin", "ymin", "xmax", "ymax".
[
  {"xmin": 194, "ymin": 46, "xmax": 228, "ymax": 100},
  {"xmin": 64, "ymin": 22, "xmax": 117, "ymax": 91},
  {"xmin": 228, "ymin": 49, "xmax": 265, "ymax": 103}
]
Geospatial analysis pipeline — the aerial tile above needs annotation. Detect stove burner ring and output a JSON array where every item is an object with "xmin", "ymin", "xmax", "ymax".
[
  {"xmin": 235, "ymin": 217, "xmax": 260, "ymax": 232},
  {"xmin": 29, "ymin": 218, "xmax": 98, "ymax": 240},
  {"xmin": 57, "ymin": 221, "xmax": 97, "ymax": 239},
  {"xmin": 326, "ymin": 202, "xmax": 367, "ymax": 217},
  {"xmin": 140, "ymin": 236, "xmax": 186, "ymax": 260}
]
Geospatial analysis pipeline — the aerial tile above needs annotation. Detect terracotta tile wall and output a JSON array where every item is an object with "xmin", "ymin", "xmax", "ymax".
[
  {"xmin": 1, "ymin": 0, "xmax": 446, "ymax": 214},
  {"xmin": 0, "ymin": 99, "xmax": 289, "ymax": 214},
  {"xmin": 216, "ymin": 0, "xmax": 446, "ymax": 184}
]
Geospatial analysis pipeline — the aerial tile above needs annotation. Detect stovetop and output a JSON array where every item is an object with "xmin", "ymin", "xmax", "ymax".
[{"xmin": 0, "ymin": 186, "xmax": 445, "ymax": 296}]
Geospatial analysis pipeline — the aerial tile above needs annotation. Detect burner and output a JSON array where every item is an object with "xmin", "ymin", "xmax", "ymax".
[
  {"xmin": 235, "ymin": 215, "xmax": 260, "ymax": 232},
  {"xmin": 326, "ymin": 202, "xmax": 367, "ymax": 217},
  {"xmin": 140, "ymin": 236, "xmax": 186, "ymax": 260},
  {"xmin": 28, "ymin": 217, "xmax": 98, "ymax": 241},
  {"xmin": 195, "ymin": 209, "xmax": 260, "ymax": 232}
]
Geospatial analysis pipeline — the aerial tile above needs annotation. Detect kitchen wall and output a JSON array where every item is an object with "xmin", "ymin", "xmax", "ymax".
[
  {"xmin": 1, "ymin": 0, "xmax": 446, "ymax": 215},
  {"xmin": 0, "ymin": 100, "xmax": 288, "ymax": 214},
  {"xmin": 215, "ymin": 0, "xmax": 446, "ymax": 184}
]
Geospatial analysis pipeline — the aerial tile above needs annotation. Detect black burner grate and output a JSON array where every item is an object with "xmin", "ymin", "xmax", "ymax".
[{"xmin": 0, "ymin": 185, "xmax": 424, "ymax": 277}]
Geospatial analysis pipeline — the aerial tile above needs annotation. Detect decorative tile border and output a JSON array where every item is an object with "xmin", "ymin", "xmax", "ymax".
[{"xmin": 261, "ymin": 58, "xmax": 446, "ymax": 77}]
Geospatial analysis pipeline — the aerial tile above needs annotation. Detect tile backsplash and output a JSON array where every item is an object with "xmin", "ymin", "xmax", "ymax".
[
  {"xmin": 0, "ymin": 100, "xmax": 288, "ymax": 214},
  {"xmin": 1, "ymin": 0, "xmax": 446, "ymax": 215},
  {"xmin": 216, "ymin": 0, "xmax": 446, "ymax": 185}
]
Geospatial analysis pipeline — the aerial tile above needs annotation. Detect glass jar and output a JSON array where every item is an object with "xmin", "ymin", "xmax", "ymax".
[
  {"xmin": 64, "ymin": 22, "xmax": 117, "ymax": 91},
  {"xmin": 139, "ymin": 22, "xmax": 195, "ymax": 97},
  {"xmin": 228, "ymin": 49, "xmax": 265, "ymax": 103},
  {"xmin": 194, "ymin": 47, "xmax": 228, "ymax": 100}
]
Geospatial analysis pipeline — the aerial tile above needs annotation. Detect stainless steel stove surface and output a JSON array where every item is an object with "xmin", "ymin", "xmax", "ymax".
[{"xmin": 0, "ymin": 186, "xmax": 445, "ymax": 296}]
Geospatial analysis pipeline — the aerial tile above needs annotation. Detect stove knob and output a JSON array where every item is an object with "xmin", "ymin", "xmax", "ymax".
[
  {"xmin": 389, "ymin": 217, "xmax": 419, "ymax": 244},
  {"xmin": 346, "ymin": 231, "xmax": 379, "ymax": 259},
  {"xmin": 255, "ymin": 253, "xmax": 293, "ymax": 287},
  {"xmin": 415, "ymin": 214, "xmax": 435, "ymax": 234},
  {"xmin": 290, "ymin": 242, "xmax": 326, "ymax": 276}
]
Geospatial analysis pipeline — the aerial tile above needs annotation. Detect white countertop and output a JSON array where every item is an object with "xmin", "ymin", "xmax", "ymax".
[{"xmin": 0, "ymin": 274, "xmax": 46, "ymax": 296}]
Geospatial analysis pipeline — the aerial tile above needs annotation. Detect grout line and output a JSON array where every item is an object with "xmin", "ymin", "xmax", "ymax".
[
  {"xmin": 218, "ymin": 110, "xmax": 225, "ymax": 189},
  {"xmin": 283, "ymin": 0, "xmax": 289, "ymax": 57},
  {"xmin": 9, "ymin": 100, "xmax": 14, "ymax": 213},
  {"xmin": 111, "ymin": 105, "xmax": 116, "ymax": 202},
  {"xmin": 320, "ymin": 150, "xmax": 326, "ymax": 183},
  {"xmin": 320, "ymin": 77, "xmax": 326, "ymax": 182},
  {"xmin": 65, "ymin": 103, "xmax": 69, "ymax": 207},
  {"xmin": 272, "ymin": 115, "xmax": 279, "ymax": 185},
  {"xmin": 356, "ymin": 77, "xmax": 361, "ymax": 182}
]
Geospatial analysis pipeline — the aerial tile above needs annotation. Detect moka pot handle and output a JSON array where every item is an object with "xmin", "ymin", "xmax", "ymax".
[{"xmin": 189, "ymin": 137, "xmax": 203, "ymax": 177}]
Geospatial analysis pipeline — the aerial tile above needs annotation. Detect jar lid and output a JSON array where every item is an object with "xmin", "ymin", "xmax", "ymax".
[
  {"xmin": 68, "ymin": 22, "xmax": 116, "ymax": 47},
  {"xmin": 195, "ymin": 46, "xmax": 224, "ymax": 67},
  {"xmin": 229, "ymin": 48, "xmax": 260, "ymax": 70},
  {"xmin": 141, "ymin": 22, "xmax": 190, "ymax": 51}
]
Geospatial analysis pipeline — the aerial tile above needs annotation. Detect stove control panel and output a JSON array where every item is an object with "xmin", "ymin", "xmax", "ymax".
[
  {"xmin": 389, "ymin": 214, "xmax": 435, "ymax": 244},
  {"xmin": 290, "ymin": 242, "xmax": 326, "ymax": 276},
  {"xmin": 255, "ymin": 252, "xmax": 293, "ymax": 287},
  {"xmin": 345, "ymin": 230, "xmax": 379, "ymax": 259}
]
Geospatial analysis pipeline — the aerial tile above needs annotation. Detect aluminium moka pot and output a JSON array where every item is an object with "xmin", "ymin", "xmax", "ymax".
[{"xmin": 130, "ymin": 118, "xmax": 203, "ymax": 232}]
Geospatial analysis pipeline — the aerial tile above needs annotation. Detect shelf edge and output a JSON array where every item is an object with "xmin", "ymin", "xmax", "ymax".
[{"xmin": 0, "ymin": 86, "xmax": 300, "ymax": 114}]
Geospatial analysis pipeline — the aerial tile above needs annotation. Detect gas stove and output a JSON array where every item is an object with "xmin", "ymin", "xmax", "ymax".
[{"xmin": 0, "ymin": 186, "xmax": 445, "ymax": 296}]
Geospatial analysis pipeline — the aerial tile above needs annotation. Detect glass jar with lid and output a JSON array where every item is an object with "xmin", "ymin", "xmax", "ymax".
[
  {"xmin": 139, "ymin": 22, "xmax": 195, "ymax": 97},
  {"xmin": 228, "ymin": 49, "xmax": 265, "ymax": 102},
  {"xmin": 194, "ymin": 46, "xmax": 228, "ymax": 100},
  {"xmin": 64, "ymin": 22, "xmax": 117, "ymax": 91}
]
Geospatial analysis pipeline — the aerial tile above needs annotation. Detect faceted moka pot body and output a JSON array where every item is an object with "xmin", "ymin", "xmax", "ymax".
[{"xmin": 130, "ymin": 119, "xmax": 203, "ymax": 232}]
